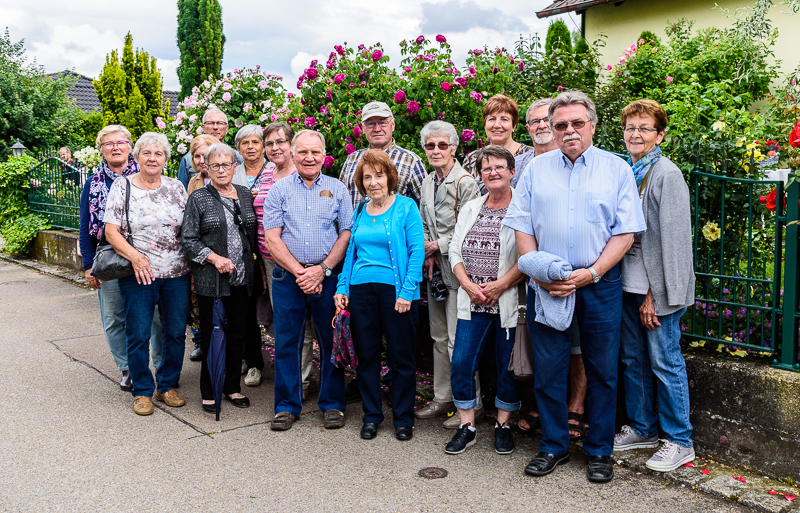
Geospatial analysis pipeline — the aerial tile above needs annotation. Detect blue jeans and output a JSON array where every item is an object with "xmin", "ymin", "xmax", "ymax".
[
  {"xmin": 529, "ymin": 264, "xmax": 623, "ymax": 456},
  {"xmin": 349, "ymin": 283, "xmax": 418, "ymax": 427},
  {"xmin": 118, "ymin": 274, "xmax": 190, "ymax": 397},
  {"xmin": 272, "ymin": 265, "xmax": 345, "ymax": 417},
  {"xmin": 97, "ymin": 278, "xmax": 164, "ymax": 371},
  {"xmin": 620, "ymin": 292, "xmax": 692, "ymax": 447},
  {"xmin": 452, "ymin": 313, "xmax": 521, "ymax": 412}
]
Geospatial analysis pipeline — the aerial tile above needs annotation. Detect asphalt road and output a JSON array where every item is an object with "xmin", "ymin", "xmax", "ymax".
[{"xmin": 0, "ymin": 260, "xmax": 751, "ymax": 512}]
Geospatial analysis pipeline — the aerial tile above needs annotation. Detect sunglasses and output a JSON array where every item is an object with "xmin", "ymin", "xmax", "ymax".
[
  {"xmin": 233, "ymin": 201, "xmax": 242, "ymax": 226},
  {"xmin": 553, "ymin": 120, "xmax": 588, "ymax": 132},
  {"xmin": 424, "ymin": 142, "xmax": 452, "ymax": 151}
]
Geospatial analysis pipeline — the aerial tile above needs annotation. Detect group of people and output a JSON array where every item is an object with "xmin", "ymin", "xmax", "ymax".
[{"xmin": 78, "ymin": 89, "xmax": 696, "ymax": 484}]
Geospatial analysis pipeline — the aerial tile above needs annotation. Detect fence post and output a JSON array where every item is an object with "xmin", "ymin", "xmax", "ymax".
[{"xmin": 775, "ymin": 175, "xmax": 800, "ymax": 371}]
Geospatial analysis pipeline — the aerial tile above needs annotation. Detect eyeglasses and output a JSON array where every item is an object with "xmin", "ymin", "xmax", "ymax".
[
  {"xmin": 264, "ymin": 139, "xmax": 288, "ymax": 148},
  {"xmin": 622, "ymin": 126, "xmax": 659, "ymax": 134},
  {"xmin": 481, "ymin": 165, "xmax": 510, "ymax": 175},
  {"xmin": 101, "ymin": 141, "xmax": 129, "ymax": 149},
  {"xmin": 209, "ymin": 162, "xmax": 235, "ymax": 171},
  {"xmin": 363, "ymin": 120, "xmax": 391, "ymax": 130},
  {"xmin": 552, "ymin": 120, "xmax": 588, "ymax": 132},
  {"xmin": 424, "ymin": 142, "xmax": 452, "ymax": 151},
  {"xmin": 203, "ymin": 121, "xmax": 228, "ymax": 127},
  {"xmin": 527, "ymin": 117, "xmax": 549, "ymax": 126}
]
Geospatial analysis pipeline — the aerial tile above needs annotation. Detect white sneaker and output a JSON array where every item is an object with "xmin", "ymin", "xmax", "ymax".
[
  {"xmin": 646, "ymin": 441, "xmax": 695, "ymax": 472},
  {"xmin": 244, "ymin": 367, "xmax": 261, "ymax": 387},
  {"xmin": 613, "ymin": 425, "xmax": 660, "ymax": 451}
]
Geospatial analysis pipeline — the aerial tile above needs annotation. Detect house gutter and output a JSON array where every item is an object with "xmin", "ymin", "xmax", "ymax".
[{"xmin": 536, "ymin": 0, "xmax": 622, "ymax": 18}]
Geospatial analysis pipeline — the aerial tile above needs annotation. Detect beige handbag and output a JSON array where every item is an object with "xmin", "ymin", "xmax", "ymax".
[{"xmin": 508, "ymin": 284, "xmax": 534, "ymax": 381}]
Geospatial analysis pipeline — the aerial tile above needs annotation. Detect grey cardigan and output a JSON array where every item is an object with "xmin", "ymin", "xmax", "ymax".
[
  {"xmin": 630, "ymin": 156, "xmax": 695, "ymax": 316},
  {"xmin": 182, "ymin": 184, "xmax": 261, "ymax": 297}
]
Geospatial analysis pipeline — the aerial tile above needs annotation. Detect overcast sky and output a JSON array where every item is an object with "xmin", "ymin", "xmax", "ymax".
[{"xmin": 1, "ymin": 0, "xmax": 574, "ymax": 96}]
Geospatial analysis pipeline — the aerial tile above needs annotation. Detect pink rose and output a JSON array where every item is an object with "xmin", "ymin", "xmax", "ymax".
[
  {"xmin": 469, "ymin": 91, "xmax": 482, "ymax": 104},
  {"xmin": 371, "ymin": 50, "xmax": 383, "ymax": 61},
  {"xmin": 557, "ymin": 86, "xmax": 564, "ymax": 90},
  {"xmin": 155, "ymin": 117, "xmax": 166, "ymax": 130},
  {"xmin": 353, "ymin": 126, "xmax": 362, "ymax": 138},
  {"xmin": 222, "ymin": 92, "xmax": 231, "ymax": 102},
  {"xmin": 334, "ymin": 73, "xmax": 345, "ymax": 84},
  {"xmin": 345, "ymin": 143, "xmax": 356, "ymax": 154},
  {"xmin": 305, "ymin": 68, "xmax": 319, "ymax": 80},
  {"xmin": 406, "ymin": 101, "xmax": 420, "ymax": 114},
  {"xmin": 270, "ymin": 114, "xmax": 278, "ymax": 122},
  {"xmin": 393, "ymin": 90, "xmax": 407, "ymax": 104},
  {"xmin": 666, "ymin": 76, "xmax": 674, "ymax": 83},
  {"xmin": 304, "ymin": 117, "xmax": 316, "ymax": 129},
  {"xmin": 454, "ymin": 77, "xmax": 467, "ymax": 87},
  {"xmin": 436, "ymin": 35, "xmax": 447, "ymax": 43},
  {"xmin": 326, "ymin": 89, "xmax": 332, "ymax": 100},
  {"xmin": 423, "ymin": 54, "xmax": 435, "ymax": 62},
  {"xmin": 323, "ymin": 156, "xmax": 335, "ymax": 169},
  {"xmin": 415, "ymin": 35, "xmax": 425, "ymax": 45},
  {"xmin": 335, "ymin": 45, "xmax": 345, "ymax": 56},
  {"xmin": 607, "ymin": 64, "xmax": 612, "ymax": 70},
  {"xmin": 461, "ymin": 129, "xmax": 475, "ymax": 143},
  {"xmin": 404, "ymin": 66, "xmax": 412, "ymax": 73},
  {"xmin": 441, "ymin": 81, "xmax": 451, "ymax": 92},
  {"xmin": 222, "ymin": 82, "xmax": 232, "ymax": 91}
]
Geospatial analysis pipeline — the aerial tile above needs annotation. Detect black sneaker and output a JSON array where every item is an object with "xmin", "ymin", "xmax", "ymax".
[
  {"xmin": 494, "ymin": 422, "xmax": 514, "ymax": 454},
  {"xmin": 445, "ymin": 423, "xmax": 477, "ymax": 455},
  {"xmin": 189, "ymin": 343, "xmax": 203, "ymax": 362}
]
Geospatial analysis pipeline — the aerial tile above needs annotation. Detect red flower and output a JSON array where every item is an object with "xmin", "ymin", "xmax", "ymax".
[
  {"xmin": 759, "ymin": 195, "xmax": 767, "ymax": 204},
  {"xmin": 785, "ymin": 495, "xmax": 796, "ymax": 501},
  {"xmin": 701, "ymin": 468, "xmax": 710, "ymax": 474},
  {"xmin": 766, "ymin": 189, "xmax": 777, "ymax": 212},
  {"xmin": 790, "ymin": 120, "xmax": 800, "ymax": 148},
  {"xmin": 768, "ymin": 490, "xmax": 778, "ymax": 495}
]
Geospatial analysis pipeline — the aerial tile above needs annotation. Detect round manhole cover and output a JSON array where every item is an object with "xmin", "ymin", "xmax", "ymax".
[
  {"xmin": 418, "ymin": 467, "xmax": 448, "ymax": 479},
  {"xmin": 0, "ymin": 281, "xmax": 26, "ymax": 286}
]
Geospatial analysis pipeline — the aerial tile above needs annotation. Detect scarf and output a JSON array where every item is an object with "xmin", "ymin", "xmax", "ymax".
[
  {"xmin": 628, "ymin": 145, "xmax": 661, "ymax": 190},
  {"xmin": 87, "ymin": 154, "xmax": 139, "ymax": 239}
]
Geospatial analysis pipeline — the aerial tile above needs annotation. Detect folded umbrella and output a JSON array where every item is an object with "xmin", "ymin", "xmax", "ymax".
[
  {"xmin": 207, "ymin": 271, "xmax": 230, "ymax": 421},
  {"xmin": 331, "ymin": 310, "xmax": 358, "ymax": 370}
]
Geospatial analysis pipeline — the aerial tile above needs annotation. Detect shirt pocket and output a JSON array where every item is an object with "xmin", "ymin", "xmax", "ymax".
[{"xmin": 585, "ymin": 192, "xmax": 615, "ymax": 224}]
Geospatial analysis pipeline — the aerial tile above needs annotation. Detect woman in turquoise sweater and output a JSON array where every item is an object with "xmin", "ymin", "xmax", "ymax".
[{"xmin": 335, "ymin": 150, "xmax": 424, "ymax": 441}]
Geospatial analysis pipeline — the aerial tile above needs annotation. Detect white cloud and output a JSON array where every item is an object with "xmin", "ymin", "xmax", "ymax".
[
  {"xmin": 28, "ymin": 24, "xmax": 123, "ymax": 76},
  {"xmin": 156, "ymin": 58, "xmax": 181, "ymax": 91},
  {"xmin": 290, "ymin": 52, "xmax": 327, "ymax": 79}
]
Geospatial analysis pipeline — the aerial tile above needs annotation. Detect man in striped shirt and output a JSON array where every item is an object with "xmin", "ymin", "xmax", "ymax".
[{"xmin": 339, "ymin": 101, "xmax": 427, "ymax": 210}]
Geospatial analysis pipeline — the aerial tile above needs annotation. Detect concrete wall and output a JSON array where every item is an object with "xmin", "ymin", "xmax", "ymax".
[
  {"xmin": 31, "ymin": 229, "xmax": 82, "ymax": 272},
  {"xmin": 584, "ymin": 0, "xmax": 799, "ymax": 78}
]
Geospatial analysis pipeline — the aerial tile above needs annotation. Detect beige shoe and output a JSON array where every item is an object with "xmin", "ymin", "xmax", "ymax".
[
  {"xmin": 133, "ymin": 396, "xmax": 153, "ymax": 416},
  {"xmin": 154, "ymin": 388, "xmax": 185, "ymax": 407},
  {"xmin": 244, "ymin": 367, "xmax": 262, "ymax": 387},
  {"xmin": 443, "ymin": 407, "xmax": 485, "ymax": 429},
  {"xmin": 415, "ymin": 400, "xmax": 456, "ymax": 419}
]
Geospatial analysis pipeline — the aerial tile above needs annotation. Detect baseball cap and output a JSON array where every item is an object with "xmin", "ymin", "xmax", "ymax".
[{"xmin": 361, "ymin": 101, "xmax": 394, "ymax": 122}]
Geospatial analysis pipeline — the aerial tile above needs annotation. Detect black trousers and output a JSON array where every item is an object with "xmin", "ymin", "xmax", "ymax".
[
  {"xmin": 244, "ymin": 293, "xmax": 265, "ymax": 371},
  {"xmin": 198, "ymin": 286, "xmax": 250, "ymax": 400},
  {"xmin": 349, "ymin": 283, "xmax": 418, "ymax": 427}
]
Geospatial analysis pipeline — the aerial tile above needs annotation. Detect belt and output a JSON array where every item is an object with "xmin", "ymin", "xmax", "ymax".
[{"xmin": 303, "ymin": 263, "xmax": 322, "ymax": 268}]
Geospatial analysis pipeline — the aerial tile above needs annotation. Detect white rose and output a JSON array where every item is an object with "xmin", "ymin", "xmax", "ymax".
[{"xmin": 177, "ymin": 143, "xmax": 187, "ymax": 154}]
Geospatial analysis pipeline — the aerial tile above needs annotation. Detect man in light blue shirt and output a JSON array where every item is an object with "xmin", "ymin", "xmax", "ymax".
[
  {"xmin": 263, "ymin": 129, "xmax": 353, "ymax": 431},
  {"xmin": 504, "ymin": 91, "xmax": 646, "ymax": 483}
]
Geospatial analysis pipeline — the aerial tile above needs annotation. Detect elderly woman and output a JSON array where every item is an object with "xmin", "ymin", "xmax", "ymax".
[
  {"xmin": 182, "ymin": 143, "xmax": 262, "ymax": 412},
  {"xmin": 462, "ymin": 94, "xmax": 533, "ymax": 188},
  {"xmin": 251, "ymin": 122, "xmax": 317, "ymax": 392},
  {"xmin": 79, "ymin": 125, "xmax": 163, "ymax": 391},
  {"xmin": 104, "ymin": 132, "xmax": 190, "ymax": 416},
  {"xmin": 233, "ymin": 124, "xmax": 274, "ymax": 196},
  {"xmin": 444, "ymin": 145, "xmax": 525, "ymax": 455},
  {"xmin": 188, "ymin": 134, "xmax": 221, "ymax": 194},
  {"xmin": 333, "ymin": 150, "xmax": 424, "ymax": 441},
  {"xmin": 233, "ymin": 124, "xmax": 272, "ymax": 380},
  {"xmin": 416, "ymin": 120, "xmax": 482, "ymax": 429},
  {"xmin": 185, "ymin": 134, "xmax": 221, "ymax": 362},
  {"xmin": 613, "ymin": 100, "xmax": 696, "ymax": 472}
]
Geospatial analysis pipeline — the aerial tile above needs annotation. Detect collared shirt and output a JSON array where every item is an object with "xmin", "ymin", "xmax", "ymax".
[
  {"xmin": 262, "ymin": 172, "xmax": 353, "ymax": 264},
  {"xmin": 503, "ymin": 145, "xmax": 646, "ymax": 269},
  {"xmin": 339, "ymin": 140, "xmax": 427, "ymax": 209}
]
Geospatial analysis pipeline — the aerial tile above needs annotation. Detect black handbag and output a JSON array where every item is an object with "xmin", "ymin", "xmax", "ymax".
[{"xmin": 91, "ymin": 177, "xmax": 135, "ymax": 281}]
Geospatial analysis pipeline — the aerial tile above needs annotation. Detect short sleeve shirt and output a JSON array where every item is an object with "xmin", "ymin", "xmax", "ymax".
[{"xmin": 104, "ymin": 175, "xmax": 190, "ymax": 278}]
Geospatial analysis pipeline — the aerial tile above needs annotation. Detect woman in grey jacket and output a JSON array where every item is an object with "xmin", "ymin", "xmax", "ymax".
[
  {"xmin": 613, "ymin": 100, "xmax": 696, "ymax": 472},
  {"xmin": 182, "ymin": 143, "xmax": 262, "ymax": 412}
]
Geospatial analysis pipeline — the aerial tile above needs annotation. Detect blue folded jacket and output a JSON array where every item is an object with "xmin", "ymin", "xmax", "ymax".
[{"xmin": 518, "ymin": 251, "xmax": 575, "ymax": 331}]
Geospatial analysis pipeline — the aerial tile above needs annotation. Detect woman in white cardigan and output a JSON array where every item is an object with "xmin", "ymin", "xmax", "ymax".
[{"xmin": 444, "ymin": 146, "xmax": 526, "ymax": 456}]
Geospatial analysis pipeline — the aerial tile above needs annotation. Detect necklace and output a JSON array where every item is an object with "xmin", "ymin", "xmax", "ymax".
[
  {"xmin": 218, "ymin": 186, "xmax": 236, "ymax": 197},
  {"xmin": 137, "ymin": 175, "xmax": 161, "ymax": 190}
]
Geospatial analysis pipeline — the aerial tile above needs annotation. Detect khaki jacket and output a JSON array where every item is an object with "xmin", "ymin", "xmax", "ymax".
[
  {"xmin": 187, "ymin": 173, "xmax": 206, "ymax": 195},
  {"xmin": 420, "ymin": 161, "xmax": 480, "ymax": 287}
]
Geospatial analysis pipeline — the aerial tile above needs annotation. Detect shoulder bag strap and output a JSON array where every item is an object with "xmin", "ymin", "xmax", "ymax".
[
  {"xmin": 123, "ymin": 177, "xmax": 134, "ymax": 246},
  {"xmin": 453, "ymin": 174, "xmax": 467, "ymax": 221}
]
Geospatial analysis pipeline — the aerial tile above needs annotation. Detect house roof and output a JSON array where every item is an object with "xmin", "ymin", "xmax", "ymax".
[
  {"xmin": 536, "ymin": 0, "xmax": 626, "ymax": 18},
  {"xmin": 48, "ymin": 70, "xmax": 179, "ymax": 117}
]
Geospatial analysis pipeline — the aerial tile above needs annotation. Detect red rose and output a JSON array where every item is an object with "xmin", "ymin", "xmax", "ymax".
[
  {"xmin": 766, "ymin": 189, "xmax": 777, "ymax": 212},
  {"xmin": 790, "ymin": 120, "xmax": 800, "ymax": 148}
]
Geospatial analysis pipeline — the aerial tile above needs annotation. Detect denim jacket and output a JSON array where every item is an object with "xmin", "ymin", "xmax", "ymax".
[{"xmin": 336, "ymin": 195, "xmax": 424, "ymax": 301}]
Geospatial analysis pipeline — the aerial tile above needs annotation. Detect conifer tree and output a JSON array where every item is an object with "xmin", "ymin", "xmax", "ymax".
[
  {"xmin": 545, "ymin": 20, "xmax": 573, "ymax": 56},
  {"xmin": 177, "ymin": 0, "xmax": 225, "ymax": 99}
]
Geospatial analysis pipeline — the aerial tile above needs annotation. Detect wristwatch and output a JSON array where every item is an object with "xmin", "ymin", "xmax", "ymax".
[
  {"xmin": 587, "ymin": 266, "xmax": 601, "ymax": 284},
  {"xmin": 320, "ymin": 262, "xmax": 332, "ymax": 277}
]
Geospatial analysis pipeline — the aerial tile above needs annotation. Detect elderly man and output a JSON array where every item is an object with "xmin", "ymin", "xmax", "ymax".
[
  {"xmin": 504, "ymin": 91, "xmax": 645, "ymax": 483},
  {"xmin": 263, "ymin": 129, "xmax": 353, "ymax": 431},
  {"xmin": 511, "ymin": 99, "xmax": 559, "ymax": 188},
  {"xmin": 177, "ymin": 107, "xmax": 243, "ymax": 191},
  {"xmin": 339, "ymin": 101, "xmax": 427, "ymax": 209}
]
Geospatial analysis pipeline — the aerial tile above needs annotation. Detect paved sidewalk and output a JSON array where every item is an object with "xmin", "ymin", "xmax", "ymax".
[{"xmin": 0, "ymin": 260, "xmax": 751, "ymax": 512}]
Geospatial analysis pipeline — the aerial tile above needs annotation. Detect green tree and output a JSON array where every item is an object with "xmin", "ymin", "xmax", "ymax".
[
  {"xmin": 177, "ymin": 0, "xmax": 225, "ymax": 99},
  {"xmin": 638, "ymin": 30, "xmax": 662, "ymax": 46},
  {"xmin": 0, "ymin": 28, "xmax": 84, "ymax": 159},
  {"xmin": 93, "ymin": 32, "xmax": 167, "ymax": 139},
  {"xmin": 545, "ymin": 20, "xmax": 573, "ymax": 56}
]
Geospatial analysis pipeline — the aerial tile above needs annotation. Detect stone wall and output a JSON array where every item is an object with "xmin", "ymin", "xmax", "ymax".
[{"xmin": 31, "ymin": 229, "xmax": 82, "ymax": 272}]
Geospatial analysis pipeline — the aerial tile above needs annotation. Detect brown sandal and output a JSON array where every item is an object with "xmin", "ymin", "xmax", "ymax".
[
  {"xmin": 518, "ymin": 411, "xmax": 540, "ymax": 432},
  {"xmin": 568, "ymin": 412, "xmax": 588, "ymax": 440}
]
